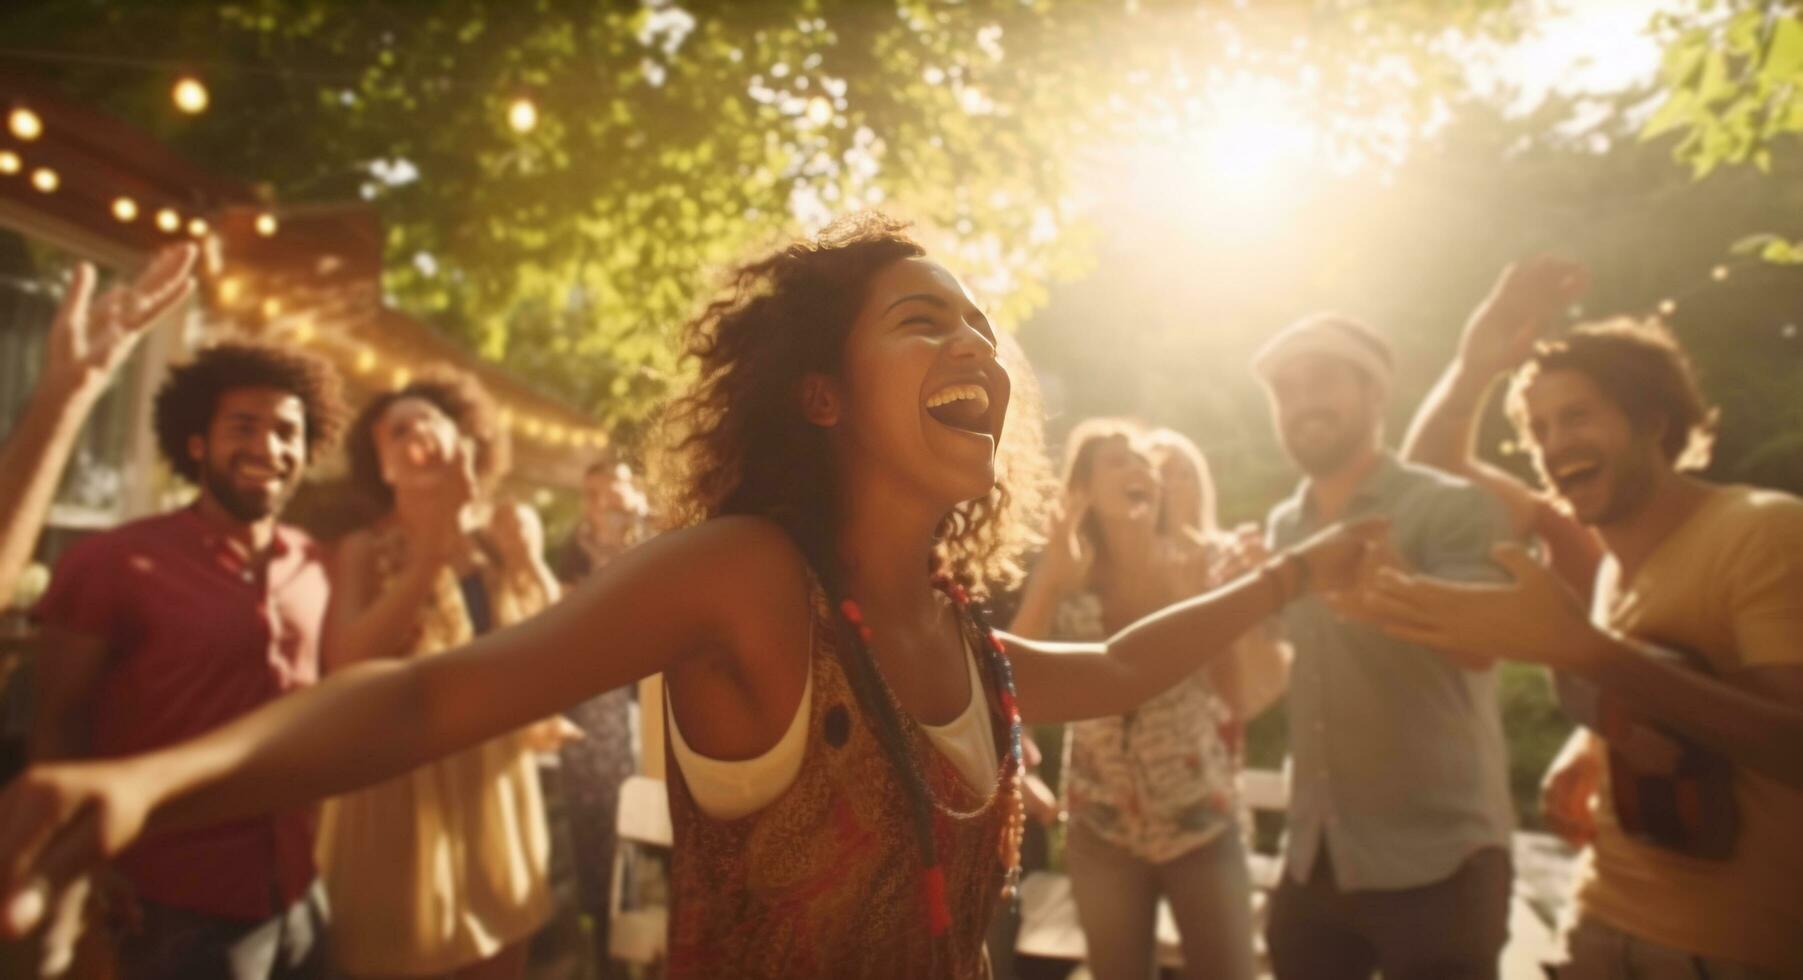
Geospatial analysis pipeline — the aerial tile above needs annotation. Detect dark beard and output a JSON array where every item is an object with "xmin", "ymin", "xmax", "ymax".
[
  {"xmin": 199, "ymin": 456, "xmax": 289, "ymax": 522},
  {"xmin": 1591, "ymin": 450, "xmax": 1661, "ymax": 526},
  {"xmin": 1285, "ymin": 423, "xmax": 1366, "ymax": 476}
]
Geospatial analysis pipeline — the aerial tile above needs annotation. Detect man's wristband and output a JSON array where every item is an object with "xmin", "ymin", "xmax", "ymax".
[{"xmin": 1259, "ymin": 552, "xmax": 1309, "ymax": 609}]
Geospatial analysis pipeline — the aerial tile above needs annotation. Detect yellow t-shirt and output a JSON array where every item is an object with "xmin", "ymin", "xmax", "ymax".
[{"xmin": 1577, "ymin": 484, "xmax": 1803, "ymax": 972}]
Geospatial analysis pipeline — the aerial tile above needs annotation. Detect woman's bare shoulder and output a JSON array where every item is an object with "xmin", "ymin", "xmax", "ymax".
[{"xmin": 618, "ymin": 516, "xmax": 814, "ymax": 617}]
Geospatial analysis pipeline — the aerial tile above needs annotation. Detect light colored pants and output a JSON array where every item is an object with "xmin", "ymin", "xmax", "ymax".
[
  {"xmin": 1065, "ymin": 820, "xmax": 1256, "ymax": 980},
  {"xmin": 1548, "ymin": 916, "xmax": 1783, "ymax": 980}
]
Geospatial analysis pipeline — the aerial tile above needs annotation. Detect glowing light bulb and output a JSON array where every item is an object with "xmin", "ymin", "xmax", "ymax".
[
  {"xmin": 8, "ymin": 107, "xmax": 42, "ymax": 141},
  {"xmin": 355, "ymin": 348, "xmax": 377, "ymax": 374},
  {"xmin": 187, "ymin": 217, "xmax": 210, "ymax": 238},
  {"xmin": 156, "ymin": 208, "xmax": 182, "ymax": 233},
  {"xmin": 1658, "ymin": 299, "xmax": 1677, "ymax": 316},
  {"xmin": 0, "ymin": 150, "xmax": 20, "ymax": 175},
  {"xmin": 173, "ymin": 76, "xmax": 209, "ymax": 114},
  {"xmin": 255, "ymin": 212, "xmax": 278, "ymax": 237},
  {"xmin": 261, "ymin": 297, "xmax": 283, "ymax": 319},
  {"xmin": 1711, "ymin": 265, "xmax": 1729, "ymax": 282},
  {"xmin": 30, "ymin": 167, "xmax": 58, "ymax": 193},
  {"xmin": 112, "ymin": 196, "xmax": 139, "ymax": 222},
  {"xmin": 507, "ymin": 96, "xmax": 538, "ymax": 133}
]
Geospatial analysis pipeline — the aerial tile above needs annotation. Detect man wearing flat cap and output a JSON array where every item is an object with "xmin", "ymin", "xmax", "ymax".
[{"xmin": 1253, "ymin": 314, "xmax": 1517, "ymax": 980}]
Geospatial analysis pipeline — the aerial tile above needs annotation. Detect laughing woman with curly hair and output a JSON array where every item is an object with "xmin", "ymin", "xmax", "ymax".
[{"xmin": 0, "ymin": 214, "xmax": 1377, "ymax": 979}]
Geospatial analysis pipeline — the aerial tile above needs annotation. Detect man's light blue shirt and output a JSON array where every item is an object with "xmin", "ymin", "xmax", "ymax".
[{"xmin": 1268, "ymin": 453, "xmax": 1516, "ymax": 891}]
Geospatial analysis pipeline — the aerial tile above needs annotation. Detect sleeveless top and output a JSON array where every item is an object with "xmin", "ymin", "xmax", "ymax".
[
  {"xmin": 664, "ymin": 574, "xmax": 1020, "ymax": 979},
  {"xmin": 668, "ymin": 624, "xmax": 998, "ymax": 820},
  {"xmin": 315, "ymin": 525, "xmax": 553, "ymax": 975},
  {"xmin": 1056, "ymin": 591, "xmax": 1240, "ymax": 864}
]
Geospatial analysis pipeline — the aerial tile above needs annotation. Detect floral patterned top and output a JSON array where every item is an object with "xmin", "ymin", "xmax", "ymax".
[{"xmin": 1057, "ymin": 591, "xmax": 1242, "ymax": 864}]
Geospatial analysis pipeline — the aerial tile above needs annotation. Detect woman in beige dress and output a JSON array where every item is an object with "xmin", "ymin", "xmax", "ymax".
[{"xmin": 317, "ymin": 371, "xmax": 561, "ymax": 980}]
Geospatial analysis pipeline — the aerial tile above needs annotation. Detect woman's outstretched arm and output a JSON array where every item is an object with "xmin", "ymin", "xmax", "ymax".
[
  {"xmin": 0, "ymin": 516, "xmax": 806, "ymax": 939},
  {"xmin": 1007, "ymin": 519, "xmax": 1382, "ymax": 723}
]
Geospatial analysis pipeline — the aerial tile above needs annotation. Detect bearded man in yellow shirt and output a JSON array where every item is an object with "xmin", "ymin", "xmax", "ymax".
[{"xmin": 1370, "ymin": 257, "xmax": 1803, "ymax": 979}]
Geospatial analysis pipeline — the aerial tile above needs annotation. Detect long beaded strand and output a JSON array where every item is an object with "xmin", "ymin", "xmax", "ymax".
[
  {"xmin": 836, "ymin": 575, "xmax": 1026, "ymax": 936},
  {"xmin": 940, "ymin": 574, "xmax": 1027, "ymax": 903}
]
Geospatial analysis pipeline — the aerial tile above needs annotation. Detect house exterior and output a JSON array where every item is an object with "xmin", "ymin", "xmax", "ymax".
[{"xmin": 2, "ymin": 73, "xmax": 602, "ymax": 555}]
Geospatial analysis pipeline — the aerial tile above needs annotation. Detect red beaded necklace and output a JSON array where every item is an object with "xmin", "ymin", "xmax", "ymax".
[{"xmin": 837, "ymin": 572, "xmax": 1026, "ymax": 937}]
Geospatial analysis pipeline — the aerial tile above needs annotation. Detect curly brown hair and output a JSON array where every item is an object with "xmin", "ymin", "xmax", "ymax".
[
  {"xmin": 656, "ymin": 214, "xmax": 1050, "ymax": 904},
  {"xmin": 654, "ymin": 212, "xmax": 1050, "ymax": 598},
  {"xmin": 153, "ymin": 341, "xmax": 346, "ymax": 484},
  {"xmin": 345, "ymin": 369, "xmax": 513, "ymax": 512},
  {"xmin": 1505, "ymin": 317, "xmax": 1717, "ymax": 472}
]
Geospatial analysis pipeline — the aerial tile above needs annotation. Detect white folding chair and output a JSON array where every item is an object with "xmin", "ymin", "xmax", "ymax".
[{"xmin": 607, "ymin": 774, "xmax": 673, "ymax": 965}]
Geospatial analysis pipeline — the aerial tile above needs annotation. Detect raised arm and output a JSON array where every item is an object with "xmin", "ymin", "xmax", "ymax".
[
  {"xmin": 1203, "ymin": 526, "xmax": 1291, "ymax": 721},
  {"xmin": 1368, "ymin": 543, "xmax": 1803, "ymax": 789},
  {"xmin": 323, "ymin": 433, "xmax": 480, "ymax": 673},
  {"xmin": 1400, "ymin": 256, "xmax": 1587, "ymax": 535},
  {"xmin": 1008, "ymin": 490, "xmax": 1090, "ymax": 639},
  {"xmin": 1007, "ymin": 519, "xmax": 1382, "ymax": 723},
  {"xmin": 0, "ymin": 516, "xmax": 803, "ymax": 939},
  {"xmin": 489, "ymin": 499, "xmax": 562, "ymax": 610},
  {"xmin": 0, "ymin": 246, "xmax": 196, "ymax": 608}
]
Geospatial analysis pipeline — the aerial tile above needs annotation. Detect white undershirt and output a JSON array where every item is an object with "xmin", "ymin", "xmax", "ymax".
[{"xmin": 669, "ymin": 636, "xmax": 998, "ymax": 820}]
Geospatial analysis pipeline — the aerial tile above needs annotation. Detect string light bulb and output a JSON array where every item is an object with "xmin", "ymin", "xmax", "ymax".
[
  {"xmin": 355, "ymin": 348, "xmax": 377, "ymax": 374},
  {"xmin": 173, "ymin": 76, "xmax": 209, "ymax": 114},
  {"xmin": 1658, "ymin": 299, "xmax": 1677, "ymax": 316},
  {"xmin": 261, "ymin": 297, "xmax": 283, "ymax": 319},
  {"xmin": 30, "ymin": 167, "xmax": 57, "ymax": 193},
  {"xmin": 156, "ymin": 208, "xmax": 181, "ymax": 233},
  {"xmin": 8, "ymin": 107, "xmax": 42, "ymax": 141},
  {"xmin": 1711, "ymin": 265, "xmax": 1729, "ymax": 282},
  {"xmin": 255, "ymin": 212, "xmax": 279, "ymax": 237},
  {"xmin": 507, "ymin": 96, "xmax": 538, "ymax": 133},
  {"xmin": 112, "ymin": 197, "xmax": 139, "ymax": 222},
  {"xmin": 0, "ymin": 150, "xmax": 19, "ymax": 175},
  {"xmin": 187, "ymin": 217, "xmax": 209, "ymax": 238}
]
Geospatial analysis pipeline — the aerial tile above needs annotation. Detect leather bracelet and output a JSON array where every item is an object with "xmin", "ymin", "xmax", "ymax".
[
  {"xmin": 1259, "ymin": 554, "xmax": 1298, "ymax": 610},
  {"xmin": 1284, "ymin": 550, "xmax": 1311, "ymax": 597}
]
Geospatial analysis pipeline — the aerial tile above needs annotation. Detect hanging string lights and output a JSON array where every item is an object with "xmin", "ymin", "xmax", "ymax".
[
  {"xmin": 1, "ymin": 85, "xmax": 606, "ymax": 455},
  {"xmin": 7, "ymin": 106, "xmax": 42, "ymax": 141},
  {"xmin": 172, "ymin": 75, "xmax": 209, "ymax": 114},
  {"xmin": 506, "ymin": 95, "xmax": 538, "ymax": 134}
]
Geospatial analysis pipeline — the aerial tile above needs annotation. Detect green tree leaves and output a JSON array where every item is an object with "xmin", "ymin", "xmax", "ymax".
[{"xmin": 1643, "ymin": 3, "xmax": 1803, "ymax": 177}]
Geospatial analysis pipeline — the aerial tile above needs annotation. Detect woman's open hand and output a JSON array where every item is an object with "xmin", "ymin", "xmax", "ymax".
[{"xmin": 0, "ymin": 761, "xmax": 157, "ymax": 973}]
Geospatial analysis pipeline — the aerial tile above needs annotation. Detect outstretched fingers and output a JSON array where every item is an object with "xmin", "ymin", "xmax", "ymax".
[
  {"xmin": 0, "ymin": 786, "xmax": 102, "ymax": 940},
  {"xmin": 121, "ymin": 243, "xmax": 199, "ymax": 332}
]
